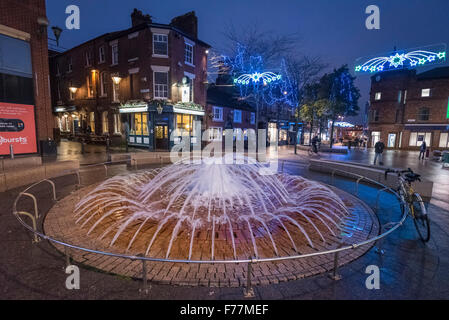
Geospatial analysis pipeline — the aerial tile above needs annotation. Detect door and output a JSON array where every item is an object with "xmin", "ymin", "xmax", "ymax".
[
  {"xmin": 388, "ymin": 133, "xmax": 397, "ymax": 148},
  {"xmin": 155, "ymin": 124, "xmax": 168, "ymax": 150}
]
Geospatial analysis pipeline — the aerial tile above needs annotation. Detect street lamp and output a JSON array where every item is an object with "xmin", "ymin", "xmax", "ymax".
[
  {"xmin": 112, "ymin": 75, "xmax": 122, "ymax": 85},
  {"xmin": 69, "ymin": 86, "xmax": 78, "ymax": 94}
]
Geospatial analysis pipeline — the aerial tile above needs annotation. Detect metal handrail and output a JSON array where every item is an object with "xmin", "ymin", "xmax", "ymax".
[{"xmin": 12, "ymin": 159, "xmax": 408, "ymax": 265}]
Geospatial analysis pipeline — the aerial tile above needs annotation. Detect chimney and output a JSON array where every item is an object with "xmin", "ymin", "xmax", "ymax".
[
  {"xmin": 131, "ymin": 8, "xmax": 152, "ymax": 27},
  {"xmin": 170, "ymin": 11, "xmax": 198, "ymax": 38}
]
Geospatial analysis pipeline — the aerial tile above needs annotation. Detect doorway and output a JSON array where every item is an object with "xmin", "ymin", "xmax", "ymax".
[{"xmin": 155, "ymin": 124, "xmax": 169, "ymax": 150}]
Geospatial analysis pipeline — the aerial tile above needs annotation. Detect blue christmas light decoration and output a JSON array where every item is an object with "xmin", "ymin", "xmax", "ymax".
[
  {"xmin": 233, "ymin": 72, "xmax": 282, "ymax": 85},
  {"xmin": 355, "ymin": 46, "xmax": 446, "ymax": 74},
  {"xmin": 221, "ymin": 44, "xmax": 298, "ymax": 107}
]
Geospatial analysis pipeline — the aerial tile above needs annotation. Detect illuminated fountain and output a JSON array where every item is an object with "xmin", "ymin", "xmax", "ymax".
[{"xmin": 73, "ymin": 159, "xmax": 350, "ymax": 261}]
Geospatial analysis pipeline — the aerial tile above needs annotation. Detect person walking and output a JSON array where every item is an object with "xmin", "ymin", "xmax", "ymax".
[
  {"xmin": 373, "ymin": 139, "xmax": 385, "ymax": 165},
  {"xmin": 419, "ymin": 141, "xmax": 427, "ymax": 160}
]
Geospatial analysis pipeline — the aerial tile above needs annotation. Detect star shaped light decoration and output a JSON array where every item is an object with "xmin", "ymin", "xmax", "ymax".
[{"xmin": 355, "ymin": 48, "xmax": 446, "ymax": 74}]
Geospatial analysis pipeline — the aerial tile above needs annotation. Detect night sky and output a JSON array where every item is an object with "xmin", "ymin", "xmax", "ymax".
[{"xmin": 46, "ymin": 0, "xmax": 449, "ymax": 124}]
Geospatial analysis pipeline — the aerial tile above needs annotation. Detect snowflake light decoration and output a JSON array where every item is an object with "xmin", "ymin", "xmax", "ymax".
[{"xmin": 355, "ymin": 47, "xmax": 446, "ymax": 74}]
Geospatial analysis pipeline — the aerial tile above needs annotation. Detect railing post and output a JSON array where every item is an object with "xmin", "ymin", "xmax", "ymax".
[
  {"xmin": 244, "ymin": 258, "xmax": 255, "ymax": 298},
  {"xmin": 65, "ymin": 246, "xmax": 71, "ymax": 267},
  {"xmin": 330, "ymin": 243, "xmax": 343, "ymax": 281},
  {"xmin": 137, "ymin": 254, "xmax": 149, "ymax": 294}
]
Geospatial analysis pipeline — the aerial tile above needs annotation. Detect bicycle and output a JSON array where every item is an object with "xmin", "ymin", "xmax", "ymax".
[{"xmin": 384, "ymin": 168, "xmax": 430, "ymax": 243}]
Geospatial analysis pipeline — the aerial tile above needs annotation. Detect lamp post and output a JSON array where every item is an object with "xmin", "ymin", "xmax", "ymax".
[{"xmin": 111, "ymin": 75, "xmax": 127, "ymax": 152}]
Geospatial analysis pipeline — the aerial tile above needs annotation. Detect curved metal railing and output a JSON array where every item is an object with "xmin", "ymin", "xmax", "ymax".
[{"xmin": 11, "ymin": 158, "xmax": 408, "ymax": 296}]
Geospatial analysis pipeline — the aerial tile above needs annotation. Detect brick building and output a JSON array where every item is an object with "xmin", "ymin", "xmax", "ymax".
[
  {"xmin": 368, "ymin": 67, "xmax": 449, "ymax": 150},
  {"xmin": 50, "ymin": 9, "xmax": 210, "ymax": 151},
  {"xmin": 0, "ymin": 0, "xmax": 54, "ymax": 156},
  {"xmin": 205, "ymin": 83, "xmax": 256, "ymax": 142}
]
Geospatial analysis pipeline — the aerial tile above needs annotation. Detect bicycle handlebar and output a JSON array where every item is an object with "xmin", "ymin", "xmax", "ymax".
[{"xmin": 384, "ymin": 168, "xmax": 421, "ymax": 182}]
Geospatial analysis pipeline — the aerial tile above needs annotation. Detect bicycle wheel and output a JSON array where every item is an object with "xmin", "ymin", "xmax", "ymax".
[{"xmin": 411, "ymin": 193, "xmax": 430, "ymax": 243}]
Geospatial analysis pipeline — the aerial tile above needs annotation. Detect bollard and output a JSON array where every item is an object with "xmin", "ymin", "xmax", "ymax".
[
  {"xmin": 9, "ymin": 144, "xmax": 14, "ymax": 159},
  {"xmin": 80, "ymin": 139, "xmax": 85, "ymax": 154},
  {"xmin": 243, "ymin": 258, "xmax": 255, "ymax": 298}
]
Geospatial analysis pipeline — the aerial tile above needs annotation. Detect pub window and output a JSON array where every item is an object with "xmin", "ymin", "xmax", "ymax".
[
  {"xmin": 184, "ymin": 42, "xmax": 194, "ymax": 65},
  {"xmin": 111, "ymin": 44, "xmax": 119, "ymax": 65},
  {"xmin": 85, "ymin": 51, "xmax": 92, "ymax": 66},
  {"xmin": 176, "ymin": 114, "xmax": 193, "ymax": 132},
  {"xmin": 154, "ymin": 71, "xmax": 168, "ymax": 99},
  {"xmin": 113, "ymin": 113, "xmax": 121, "ymax": 134},
  {"xmin": 89, "ymin": 112, "xmax": 95, "ymax": 132},
  {"xmin": 153, "ymin": 34, "xmax": 168, "ymax": 56}
]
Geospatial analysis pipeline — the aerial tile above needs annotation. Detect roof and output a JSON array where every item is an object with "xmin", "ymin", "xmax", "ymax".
[
  {"xmin": 207, "ymin": 84, "xmax": 254, "ymax": 111},
  {"xmin": 417, "ymin": 66, "xmax": 449, "ymax": 80}
]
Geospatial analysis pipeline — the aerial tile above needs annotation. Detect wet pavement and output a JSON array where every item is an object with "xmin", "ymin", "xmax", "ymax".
[{"xmin": 1, "ymin": 143, "xmax": 448, "ymax": 299}]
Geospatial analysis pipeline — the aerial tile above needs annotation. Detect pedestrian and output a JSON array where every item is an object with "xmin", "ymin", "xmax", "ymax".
[
  {"xmin": 419, "ymin": 141, "xmax": 427, "ymax": 160},
  {"xmin": 311, "ymin": 136, "xmax": 319, "ymax": 154},
  {"xmin": 373, "ymin": 139, "xmax": 385, "ymax": 165}
]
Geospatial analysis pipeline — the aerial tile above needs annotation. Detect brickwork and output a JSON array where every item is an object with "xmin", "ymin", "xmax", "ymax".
[{"xmin": 0, "ymin": 0, "xmax": 53, "ymax": 142}]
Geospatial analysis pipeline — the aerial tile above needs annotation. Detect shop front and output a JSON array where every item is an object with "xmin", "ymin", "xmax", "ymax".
[{"xmin": 119, "ymin": 101, "xmax": 205, "ymax": 151}]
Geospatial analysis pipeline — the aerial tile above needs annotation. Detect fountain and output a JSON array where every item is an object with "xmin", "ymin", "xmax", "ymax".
[
  {"xmin": 73, "ymin": 159, "xmax": 350, "ymax": 260},
  {"xmin": 44, "ymin": 157, "xmax": 379, "ymax": 286}
]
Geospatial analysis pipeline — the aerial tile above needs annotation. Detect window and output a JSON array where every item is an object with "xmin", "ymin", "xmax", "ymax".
[
  {"xmin": 111, "ymin": 44, "xmax": 118, "ymax": 65},
  {"xmin": 67, "ymin": 57, "xmax": 72, "ymax": 73},
  {"xmin": 371, "ymin": 109, "xmax": 379, "ymax": 122},
  {"xmin": 102, "ymin": 111, "xmax": 109, "ymax": 134},
  {"xmin": 154, "ymin": 72, "xmax": 168, "ymax": 99},
  {"xmin": 439, "ymin": 132, "xmax": 449, "ymax": 148},
  {"xmin": 233, "ymin": 109, "xmax": 242, "ymax": 123},
  {"xmin": 213, "ymin": 106, "xmax": 223, "ymax": 121},
  {"xmin": 89, "ymin": 112, "xmax": 95, "ymax": 132},
  {"xmin": 184, "ymin": 42, "xmax": 194, "ymax": 65},
  {"xmin": 99, "ymin": 46, "xmax": 105, "ymax": 63},
  {"xmin": 418, "ymin": 108, "xmax": 430, "ymax": 121},
  {"xmin": 85, "ymin": 51, "xmax": 92, "ymax": 66},
  {"xmin": 176, "ymin": 114, "xmax": 193, "ymax": 132},
  {"xmin": 56, "ymin": 80, "xmax": 61, "ymax": 101},
  {"xmin": 398, "ymin": 90, "xmax": 402, "ymax": 103},
  {"xmin": 113, "ymin": 113, "xmax": 121, "ymax": 134},
  {"xmin": 409, "ymin": 132, "xmax": 431, "ymax": 147},
  {"xmin": 421, "ymin": 88, "xmax": 431, "ymax": 97},
  {"xmin": 208, "ymin": 127, "xmax": 223, "ymax": 141},
  {"xmin": 375, "ymin": 92, "xmax": 382, "ymax": 100},
  {"xmin": 86, "ymin": 75, "xmax": 93, "ymax": 97},
  {"xmin": 153, "ymin": 34, "xmax": 168, "ymax": 56},
  {"xmin": 250, "ymin": 112, "xmax": 255, "ymax": 125},
  {"xmin": 404, "ymin": 90, "xmax": 407, "ymax": 104},
  {"xmin": 100, "ymin": 72, "xmax": 107, "ymax": 96},
  {"xmin": 371, "ymin": 131, "xmax": 381, "ymax": 147},
  {"xmin": 112, "ymin": 82, "xmax": 120, "ymax": 102},
  {"xmin": 69, "ymin": 81, "xmax": 75, "ymax": 100}
]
